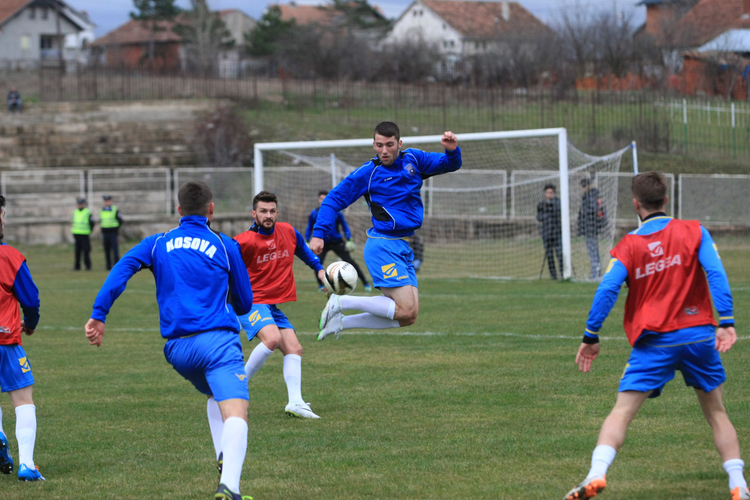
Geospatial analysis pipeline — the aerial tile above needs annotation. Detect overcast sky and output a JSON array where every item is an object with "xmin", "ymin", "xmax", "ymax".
[{"xmin": 81, "ymin": 0, "xmax": 646, "ymax": 38}]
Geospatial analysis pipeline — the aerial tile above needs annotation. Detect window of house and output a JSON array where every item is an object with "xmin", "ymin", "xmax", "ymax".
[
  {"xmin": 443, "ymin": 40, "xmax": 447, "ymax": 48},
  {"xmin": 420, "ymin": 10, "xmax": 423, "ymax": 15},
  {"xmin": 41, "ymin": 8, "xmax": 48, "ymax": 20},
  {"xmin": 40, "ymin": 36, "xmax": 52, "ymax": 49},
  {"xmin": 29, "ymin": 8, "xmax": 35, "ymax": 19},
  {"xmin": 413, "ymin": 10, "xmax": 417, "ymax": 16},
  {"xmin": 442, "ymin": 23, "xmax": 446, "ymax": 29},
  {"xmin": 450, "ymin": 40, "xmax": 455, "ymax": 47},
  {"xmin": 20, "ymin": 35, "xmax": 30, "ymax": 51}
]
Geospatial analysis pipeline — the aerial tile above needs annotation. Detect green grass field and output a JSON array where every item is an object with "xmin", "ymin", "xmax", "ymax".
[{"xmin": 0, "ymin": 239, "xmax": 749, "ymax": 499}]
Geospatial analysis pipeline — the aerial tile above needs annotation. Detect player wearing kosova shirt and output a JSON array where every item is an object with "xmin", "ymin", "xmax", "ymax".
[
  {"xmin": 234, "ymin": 191, "xmax": 325, "ymax": 419},
  {"xmin": 0, "ymin": 194, "xmax": 44, "ymax": 482},
  {"xmin": 565, "ymin": 172, "xmax": 746, "ymax": 500}
]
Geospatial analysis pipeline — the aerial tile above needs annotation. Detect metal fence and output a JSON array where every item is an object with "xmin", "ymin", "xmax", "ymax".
[
  {"xmin": 679, "ymin": 174, "xmax": 750, "ymax": 226},
  {"xmin": 2, "ymin": 168, "xmax": 748, "ymax": 228},
  {"xmin": 33, "ymin": 65, "xmax": 750, "ymax": 161}
]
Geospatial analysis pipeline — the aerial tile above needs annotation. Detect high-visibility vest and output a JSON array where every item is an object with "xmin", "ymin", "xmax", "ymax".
[
  {"xmin": 72, "ymin": 208, "xmax": 92, "ymax": 235},
  {"xmin": 100, "ymin": 206, "xmax": 119, "ymax": 229}
]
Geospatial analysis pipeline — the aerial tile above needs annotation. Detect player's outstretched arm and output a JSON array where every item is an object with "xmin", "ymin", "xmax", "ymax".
[
  {"xmin": 715, "ymin": 326, "xmax": 737, "ymax": 353},
  {"xmin": 85, "ymin": 318, "xmax": 105, "ymax": 347},
  {"xmin": 575, "ymin": 342, "xmax": 600, "ymax": 373},
  {"xmin": 441, "ymin": 131, "xmax": 458, "ymax": 151}
]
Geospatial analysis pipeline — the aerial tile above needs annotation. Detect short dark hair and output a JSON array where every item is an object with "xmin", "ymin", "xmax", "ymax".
[
  {"xmin": 632, "ymin": 171, "xmax": 667, "ymax": 211},
  {"xmin": 318, "ymin": 190, "xmax": 328, "ymax": 197},
  {"xmin": 374, "ymin": 121, "xmax": 400, "ymax": 141},
  {"xmin": 543, "ymin": 184, "xmax": 556, "ymax": 192},
  {"xmin": 252, "ymin": 191, "xmax": 278, "ymax": 210},
  {"xmin": 178, "ymin": 182, "xmax": 213, "ymax": 216},
  {"xmin": 0, "ymin": 195, "xmax": 5, "ymax": 209},
  {"xmin": 580, "ymin": 178, "xmax": 591, "ymax": 188}
]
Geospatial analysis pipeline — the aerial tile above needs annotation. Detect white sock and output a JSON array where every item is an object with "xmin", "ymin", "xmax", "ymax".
[
  {"xmin": 206, "ymin": 397, "xmax": 223, "ymax": 460},
  {"xmin": 587, "ymin": 444, "xmax": 616, "ymax": 478},
  {"xmin": 283, "ymin": 354, "xmax": 304, "ymax": 405},
  {"xmin": 342, "ymin": 313, "xmax": 400, "ymax": 330},
  {"xmin": 339, "ymin": 295, "xmax": 396, "ymax": 319},
  {"xmin": 724, "ymin": 459, "xmax": 748, "ymax": 490},
  {"xmin": 245, "ymin": 342, "xmax": 274, "ymax": 380},
  {"xmin": 219, "ymin": 417, "xmax": 248, "ymax": 495},
  {"xmin": 15, "ymin": 404, "xmax": 36, "ymax": 468},
  {"xmin": 0, "ymin": 405, "xmax": 4, "ymax": 435}
]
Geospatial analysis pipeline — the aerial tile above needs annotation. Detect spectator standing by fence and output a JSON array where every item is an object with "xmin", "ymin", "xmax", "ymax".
[
  {"xmin": 100, "ymin": 195, "xmax": 122, "ymax": 271},
  {"xmin": 72, "ymin": 198, "xmax": 93, "ymax": 271},
  {"xmin": 577, "ymin": 179, "xmax": 607, "ymax": 280},
  {"xmin": 537, "ymin": 184, "xmax": 563, "ymax": 280}
]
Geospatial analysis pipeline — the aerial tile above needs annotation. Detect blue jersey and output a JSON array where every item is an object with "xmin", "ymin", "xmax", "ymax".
[
  {"xmin": 91, "ymin": 215, "xmax": 253, "ymax": 339},
  {"xmin": 305, "ymin": 208, "xmax": 351, "ymax": 242},
  {"xmin": 313, "ymin": 147, "xmax": 462, "ymax": 239},
  {"xmin": 584, "ymin": 215, "xmax": 733, "ymax": 342}
]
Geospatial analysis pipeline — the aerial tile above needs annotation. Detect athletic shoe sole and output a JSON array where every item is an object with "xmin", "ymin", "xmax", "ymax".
[{"xmin": 564, "ymin": 477, "xmax": 606, "ymax": 500}]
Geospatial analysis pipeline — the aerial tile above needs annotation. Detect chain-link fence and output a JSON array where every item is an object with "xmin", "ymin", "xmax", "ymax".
[{"xmin": 679, "ymin": 174, "xmax": 750, "ymax": 226}]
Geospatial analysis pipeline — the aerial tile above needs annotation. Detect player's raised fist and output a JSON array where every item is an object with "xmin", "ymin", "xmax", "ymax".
[{"xmin": 441, "ymin": 131, "xmax": 458, "ymax": 151}]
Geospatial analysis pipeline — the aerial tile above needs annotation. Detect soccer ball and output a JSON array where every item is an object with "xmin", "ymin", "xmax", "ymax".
[{"xmin": 323, "ymin": 261, "xmax": 358, "ymax": 295}]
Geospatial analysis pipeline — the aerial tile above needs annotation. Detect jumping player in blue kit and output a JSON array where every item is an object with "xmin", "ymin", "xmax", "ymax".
[
  {"xmin": 314, "ymin": 122, "xmax": 461, "ymax": 339},
  {"xmin": 84, "ymin": 182, "xmax": 254, "ymax": 500}
]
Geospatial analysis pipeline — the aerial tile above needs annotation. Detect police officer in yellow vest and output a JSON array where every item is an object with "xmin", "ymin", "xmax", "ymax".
[
  {"xmin": 72, "ymin": 197, "xmax": 94, "ymax": 271},
  {"xmin": 100, "ymin": 195, "xmax": 122, "ymax": 271}
]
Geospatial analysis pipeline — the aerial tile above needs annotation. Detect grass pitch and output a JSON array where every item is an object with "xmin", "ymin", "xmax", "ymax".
[{"xmin": 0, "ymin": 239, "xmax": 748, "ymax": 499}]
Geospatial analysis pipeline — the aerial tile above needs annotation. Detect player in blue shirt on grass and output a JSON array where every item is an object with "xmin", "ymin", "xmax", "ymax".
[
  {"xmin": 314, "ymin": 121, "xmax": 460, "ymax": 339},
  {"xmin": 85, "ymin": 182, "xmax": 254, "ymax": 500}
]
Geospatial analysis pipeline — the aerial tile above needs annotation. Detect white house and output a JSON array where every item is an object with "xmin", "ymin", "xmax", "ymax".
[
  {"xmin": 385, "ymin": 0, "xmax": 550, "ymax": 57},
  {"xmin": 0, "ymin": 0, "xmax": 95, "ymax": 65}
]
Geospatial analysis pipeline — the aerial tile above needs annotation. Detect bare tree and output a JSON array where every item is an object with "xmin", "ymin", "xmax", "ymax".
[
  {"xmin": 591, "ymin": 10, "xmax": 639, "ymax": 86},
  {"xmin": 555, "ymin": 3, "xmax": 597, "ymax": 80},
  {"xmin": 174, "ymin": 0, "xmax": 234, "ymax": 74}
]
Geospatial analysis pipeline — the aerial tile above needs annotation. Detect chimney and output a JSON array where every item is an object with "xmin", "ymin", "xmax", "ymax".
[
  {"xmin": 501, "ymin": 0, "xmax": 510, "ymax": 22},
  {"xmin": 744, "ymin": 0, "xmax": 750, "ymax": 15}
]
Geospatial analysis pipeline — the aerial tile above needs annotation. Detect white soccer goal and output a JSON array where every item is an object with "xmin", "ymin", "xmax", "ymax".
[{"xmin": 254, "ymin": 129, "xmax": 636, "ymax": 280}]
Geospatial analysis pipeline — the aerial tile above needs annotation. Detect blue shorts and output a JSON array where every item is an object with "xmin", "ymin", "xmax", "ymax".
[
  {"xmin": 237, "ymin": 304, "xmax": 294, "ymax": 341},
  {"xmin": 0, "ymin": 344, "xmax": 34, "ymax": 392},
  {"xmin": 364, "ymin": 236, "xmax": 418, "ymax": 289},
  {"xmin": 163, "ymin": 330, "xmax": 249, "ymax": 402},
  {"xmin": 619, "ymin": 325, "xmax": 725, "ymax": 398}
]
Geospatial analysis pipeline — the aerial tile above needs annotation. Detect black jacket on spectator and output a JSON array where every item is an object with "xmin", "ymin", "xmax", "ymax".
[
  {"xmin": 536, "ymin": 197, "xmax": 562, "ymax": 241},
  {"xmin": 577, "ymin": 187, "xmax": 606, "ymax": 238}
]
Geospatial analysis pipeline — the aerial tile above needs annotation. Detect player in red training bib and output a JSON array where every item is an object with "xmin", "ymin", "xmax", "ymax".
[
  {"xmin": 0, "ymin": 195, "xmax": 44, "ymax": 481},
  {"xmin": 564, "ymin": 172, "xmax": 747, "ymax": 500},
  {"xmin": 234, "ymin": 191, "xmax": 325, "ymax": 419}
]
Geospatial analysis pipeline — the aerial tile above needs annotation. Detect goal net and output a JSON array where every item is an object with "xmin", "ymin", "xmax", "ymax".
[{"xmin": 254, "ymin": 129, "xmax": 634, "ymax": 280}]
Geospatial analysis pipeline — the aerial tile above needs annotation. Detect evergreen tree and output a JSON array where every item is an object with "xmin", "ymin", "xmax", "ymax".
[{"xmin": 244, "ymin": 5, "xmax": 296, "ymax": 57}]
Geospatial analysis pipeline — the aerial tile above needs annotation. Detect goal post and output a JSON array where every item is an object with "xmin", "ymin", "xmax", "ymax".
[{"xmin": 253, "ymin": 128, "xmax": 633, "ymax": 281}]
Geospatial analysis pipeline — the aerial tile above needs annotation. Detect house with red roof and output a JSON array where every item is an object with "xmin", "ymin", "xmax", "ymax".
[
  {"xmin": 637, "ymin": 0, "xmax": 750, "ymax": 99},
  {"xmin": 91, "ymin": 9, "xmax": 255, "ymax": 73},
  {"xmin": 385, "ymin": 0, "xmax": 550, "ymax": 57}
]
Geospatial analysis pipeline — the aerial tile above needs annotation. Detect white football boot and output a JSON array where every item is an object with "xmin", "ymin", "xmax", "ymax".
[
  {"xmin": 317, "ymin": 312, "xmax": 344, "ymax": 341},
  {"xmin": 319, "ymin": 294, "xmax": 342, "ymax": 331},
  {"xmin": 285, "ymin": 402, "xmax": 320, "ymax": 419}
]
